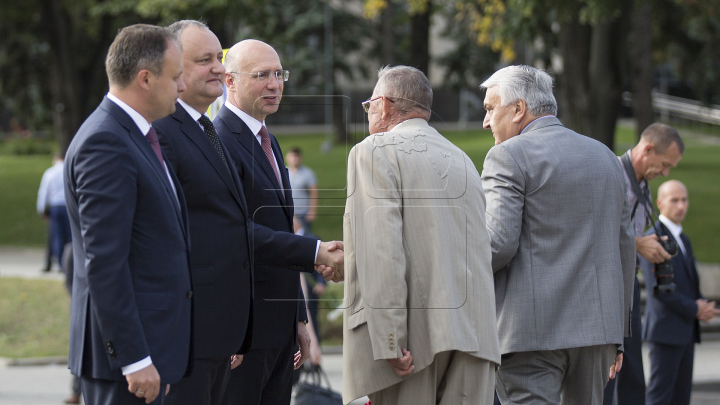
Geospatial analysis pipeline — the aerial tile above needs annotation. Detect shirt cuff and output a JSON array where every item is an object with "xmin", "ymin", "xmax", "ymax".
[
  {"xmin": 121, "ymin": 356, "xmax": 152, "ymax": 375},
  {"xmin": 314, "ymin": 240, "xmax": 320, "ymax": 263}
]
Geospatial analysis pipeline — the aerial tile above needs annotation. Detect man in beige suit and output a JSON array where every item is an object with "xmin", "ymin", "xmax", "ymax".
[{"xmin": 341, "ymin": 65, "xmax": 501, "ymax": 405}]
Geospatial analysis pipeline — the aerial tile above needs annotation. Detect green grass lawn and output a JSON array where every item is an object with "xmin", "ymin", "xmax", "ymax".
[
  {"xmin": 0, "ymin": 278, "xmax": 70, "ymax": 358},
  {"xmin": 1, "ymin": 125, "xmax": 718, "ymax": 259},
  {"xmin": 0, "ymin": 155, "xmax": 54, "ymax": 247}
]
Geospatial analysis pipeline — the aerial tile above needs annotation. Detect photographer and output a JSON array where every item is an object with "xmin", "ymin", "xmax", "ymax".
[
  {"xmin": 604, "ymin": 124, "xmax": 684, "ymax": 405},
  {"xmin": 641, "ymin": 180, "xmax": 719, "ymax": 405}
]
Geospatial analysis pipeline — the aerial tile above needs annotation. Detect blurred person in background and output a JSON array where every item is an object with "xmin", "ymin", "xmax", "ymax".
[
  {"xmin": 36, "ymin": 154, "xmax": 71, "ymax": 272},
  {"xmin": 641, "ymin": 180, "xmax": 720, "ymax": 405},
  {"xmin": 286, "ymin": 147, "xmax": 318, "ymax": 231}
]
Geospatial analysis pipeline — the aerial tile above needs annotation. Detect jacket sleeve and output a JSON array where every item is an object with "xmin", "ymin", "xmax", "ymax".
[
  {"xmin": 71, "ymin": 130, "xmax": 150, "ymax": 369},
  {"xmin": 349, "ymin": 143, "xmax": 407, "ymax": 361},
  {"xmin": 481, "ymin": 145, "xmax": 526, "ymax": 272}
]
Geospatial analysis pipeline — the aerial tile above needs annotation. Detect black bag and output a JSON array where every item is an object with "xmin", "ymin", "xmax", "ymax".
[{"xmin": 293, "ymin": 364, "xmax": 342, "ymax": 405}]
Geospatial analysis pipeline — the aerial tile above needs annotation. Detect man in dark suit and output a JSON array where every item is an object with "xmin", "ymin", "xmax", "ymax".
[
  {"xmin": 153, "ymin": 21, "xmax": 342, "ymax": 405},
  {"xmin": 64, "ymin": 24, "xmax": 191, "ymax": 404},
  {"xmin": 641, "ymin": 180, "xmax": 719, "ymax": 405},
  {"xmin": 215, "ymin": 39, "xmax": 341, "ymax": 405}
]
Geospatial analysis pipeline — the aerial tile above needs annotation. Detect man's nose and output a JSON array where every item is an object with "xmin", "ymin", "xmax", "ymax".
[{"xmin": 483, "ymin": 115, "xmax": 491, "ymax": 129}]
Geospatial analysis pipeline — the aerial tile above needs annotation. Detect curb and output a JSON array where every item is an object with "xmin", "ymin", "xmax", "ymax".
[{"xmin": 0, "ymin": 356, "xmax": 67, "ymax": 367}]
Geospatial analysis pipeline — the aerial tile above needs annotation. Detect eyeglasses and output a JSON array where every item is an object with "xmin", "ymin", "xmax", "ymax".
[
  {"xmin": 362, "ymin": 96, "xmax": 394, "ymax": 113},
  {"xmin": 229, "ymin": 70, "xmax": 289, "ymax": 83}
]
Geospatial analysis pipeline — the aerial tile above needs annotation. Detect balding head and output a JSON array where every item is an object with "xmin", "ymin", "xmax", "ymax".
[
  {"xmin": 657, "ymin": 180, "xmax": 689, "ymax": 225},
  {"xmin": 224, "ymin": 40, "xmax": 278, "ymax": 75},
  {"xmin": 223, "ymin": 39, "xmax": 284, "ymax": 121}
]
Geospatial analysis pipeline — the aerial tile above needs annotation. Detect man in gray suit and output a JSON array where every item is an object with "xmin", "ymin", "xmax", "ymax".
[
  {"xmin": 341, "ymin": 65, "xmax": 501, "ymax": 405},
  {"xmin": 480, "ymin": 65, "xmax": 636, "ymax": 405}
]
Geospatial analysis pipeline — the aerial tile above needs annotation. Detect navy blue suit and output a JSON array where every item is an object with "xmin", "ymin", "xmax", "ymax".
[
  {"xmin": 64, "ymin": 97, "xmax": 193, "ymax": 403},
  {"xmin": 215, "ymin": 105, "xmax": 315, "ymax": 405},
  {"xmin": 153, "ymin": 103, "xmax": 317, "ymax": 405},
  {"xmin": 641, "ymin": 223, "xmax": 702, "ymax": 405}
]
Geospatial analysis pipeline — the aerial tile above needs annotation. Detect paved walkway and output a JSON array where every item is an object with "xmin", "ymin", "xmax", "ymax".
[{"xmin": 1, "ymin": 247, "xmax": 719, "ymax": 404}]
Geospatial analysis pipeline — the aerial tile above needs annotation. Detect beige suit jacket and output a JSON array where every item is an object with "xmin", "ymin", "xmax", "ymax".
[{"xmin": 342, "ymin": 118, "xmax": 500, "ymax": 404}]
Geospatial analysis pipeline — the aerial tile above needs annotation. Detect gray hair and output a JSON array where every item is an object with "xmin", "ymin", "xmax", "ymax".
[
  {"xmin": 480, "ymin": 65, "xmax": 557, "ymax": 116},
  {"xmin": 375, "ymin": 65, "xmax": 433, "ymax": 115},
  {"xmin": 166, "ymin": 20, "xmax": 209, "ymax": 51},
  {"xmin": 641, "ymin": 123, "xmax": 685, "ymax": 155},
  {"xmin": 105, "ymin": 24, "xmax": 176, "ymax": 88}
]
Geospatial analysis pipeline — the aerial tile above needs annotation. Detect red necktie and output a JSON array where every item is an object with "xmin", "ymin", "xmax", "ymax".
[
  {"xmin": 145, "ymin": 127, "xmax": 166, "ymax": 171},
  {"xmin": 258, "ymin": 125, "xmax": 281, "ymax": 185}
]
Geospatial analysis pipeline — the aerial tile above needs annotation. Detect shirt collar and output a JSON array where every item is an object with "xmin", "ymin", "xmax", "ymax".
[
  {"xmin": 107, "ymin": 93, "xmax": 151, "ymax": 136},
  {"xmin": 520, "ymin": 115, "xmax": 555, "ymax": 135},
  {"xmin": 389, "ymin": 118, "xmax": 427, "ymax": 132},
  {"xmin": 177, "ymin": 98, "xmax": 206, "ymax": 122},
  {"xmin": 224, "ymin": 101, "xmax": 265, "ymax": 136},
  {"xmin": 659, "ymin": 214, "xmax": 683, "ymax": 238}
]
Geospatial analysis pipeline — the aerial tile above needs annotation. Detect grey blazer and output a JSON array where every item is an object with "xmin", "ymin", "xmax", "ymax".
[
  {"xmin": 342, "ymin": 119, "xmax": 501, "ymax": 403},
  {"xmin": 481, "ymin": 116, "xmax": 636, "ymax": 354}
]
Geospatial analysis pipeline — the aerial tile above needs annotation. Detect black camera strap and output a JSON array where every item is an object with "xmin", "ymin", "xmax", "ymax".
[{"xmin": 620, "ymin": 152, "xmax": 666, "ymax": 238}]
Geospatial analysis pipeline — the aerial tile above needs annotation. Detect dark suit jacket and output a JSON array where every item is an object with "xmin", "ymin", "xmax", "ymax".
[
  {"xmin": 215, "ymin": 105, "xmax": 315, "ymax": 350},
  {"xmin": 154, "ymin": 103, "xmax": 317, "ymax": 358},
  {"xmin": 641, "ymin": 222, "xmax": 703, "ymax": 346},
  {"xmin": 64, "ymin": 97, "xmax": 192, "ymax": 384}
]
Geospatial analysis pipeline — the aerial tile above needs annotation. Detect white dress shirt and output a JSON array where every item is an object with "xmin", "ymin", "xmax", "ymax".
[
  {"xmin": 659, "ymin": 214, "xmax": 687, "ymax": 257},
  {"xmin": 224, "ymin": 101, "xmax": 283, "ymax": 188},
  {"xmin": 178, "ymin": 98, "xmax": 206, "ymax": 131}
]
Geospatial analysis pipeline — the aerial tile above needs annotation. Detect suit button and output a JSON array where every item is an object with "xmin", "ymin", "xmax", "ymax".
[
  {"xmin": 244, "ymin": 262, "xmax": 250, "ymax": 269},
  {"xmin": 389, "ymin": 332, "xmax": 394, "ymax": 338},
  {"xmin": 389, "ymin": 344, "xmax": 395, "ymax": 351},
  {"xmin": 187, "ymin": 291, "xmax": 193, "ymax": 298}
]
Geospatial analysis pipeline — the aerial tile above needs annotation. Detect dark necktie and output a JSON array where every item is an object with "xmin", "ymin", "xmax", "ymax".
[
  {"xmin": 145, "ymin": 127, "xmax": 166, "ymax": 171},
  {"xmin": 258, "ymin": 125, "xmax": 281, "ymax": 186},
  {"xmin": 198, "ymin": 115, "xmax": 229, "ymax": 169}
]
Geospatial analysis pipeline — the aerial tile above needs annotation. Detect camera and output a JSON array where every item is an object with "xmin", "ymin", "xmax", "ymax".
[{"xmin": 653, "ymin": 236, "xmax": 678, "ymax": 296}]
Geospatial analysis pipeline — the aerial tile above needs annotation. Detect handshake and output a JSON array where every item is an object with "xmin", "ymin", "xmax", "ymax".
[{"xmin": 315, "ymin": 241, "xmax": 344, "ymax": 283}]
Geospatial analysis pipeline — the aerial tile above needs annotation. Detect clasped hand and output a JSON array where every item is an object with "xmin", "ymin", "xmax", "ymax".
[{"xmin": 315, "ymin": 241, "xmax": 344, "ymax": 282}]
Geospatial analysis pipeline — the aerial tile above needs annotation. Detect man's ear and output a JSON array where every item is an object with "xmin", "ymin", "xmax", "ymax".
[
  {"xmin": 224, "ymin": 72, "xmax": 235, "ymax": 90},
  {"xmin": 643, "ymin": 142, "xmax": 654, "ymax": 156},
  {"xmin": 380, "ymin": 96, "xmax": 394, "ymax": 120},
  {"xmin": 137, "ymin": 69, "xmax": 152, "ymax": 91},
  {"xmin": 512, "ymin": 99, "xmax": 527, "ymax": 124}
]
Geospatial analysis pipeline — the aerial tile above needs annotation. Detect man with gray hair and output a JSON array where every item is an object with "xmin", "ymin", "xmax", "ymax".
[
  {"xmin": 339, "ymin": 65, "xmax": 501, "ymax": 404},
  {"xmin": 480, "ymin": 65, "xmax": 636, "ymax": 404}
]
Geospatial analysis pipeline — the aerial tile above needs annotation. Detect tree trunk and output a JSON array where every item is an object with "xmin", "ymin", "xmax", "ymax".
[
  {"xmin": 558, "ymin": 11, "xmax": 592, "ymax": 136},
  {"xmin": 42, "ymin": 1, "xmax": 81, "ymax": 156},
  {"xmin": 559, "ymin": 2, "xmax": 631, "ymax": 150},
  {"xmin": 409, "ymin": 3, "xmax": 431, "ymax": 75},
  {"xmin": 382, "ymin": 2, "xmax": 396, "ymax": 66},
  {"xmin": 629, "ymin": 0, "xmax": 654, "ymax": 139}
]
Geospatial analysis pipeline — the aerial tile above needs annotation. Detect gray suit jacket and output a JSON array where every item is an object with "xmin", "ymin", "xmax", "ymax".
[
  {"xmin": 481, "ymin": 116, "xmax": 636, "ymax": 354},
  {"xmin": 342, "ymin": 119, "xmax": 501, "ymax": 403}
]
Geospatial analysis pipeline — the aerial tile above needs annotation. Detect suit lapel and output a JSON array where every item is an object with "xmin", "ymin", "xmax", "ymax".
[
  {"xmin": 221, "ymin": 108, "xmax": 288, "ymax": 205},
  {"xmin": 102, "ymin": 98, "xmax": 181, "ymax": 218},
  {"xmin": 174, "ymin": 106, "xmax": 247, "ymax": 216},
  {"xmin": 680, "ymin": 233, "xmax": 698, "ymax": 285}
]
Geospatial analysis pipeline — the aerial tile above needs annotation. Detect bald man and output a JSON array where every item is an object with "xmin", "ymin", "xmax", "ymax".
[
  {"xmin": 640, "ymin": 180, "xmax": 720, "ymax": 405},
  {"xmin": 215, "ymin": 40, "xmax": 333, "ymax": 405}
]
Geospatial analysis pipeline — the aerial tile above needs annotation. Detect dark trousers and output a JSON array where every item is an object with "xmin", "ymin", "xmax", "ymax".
[
  {"xmin": 220, "ymin": 335, "xmax": 295, "ymax": 405},
  {"xmin": 81, "ymin": 376, "xmax": 167, "ymax": 405},
  {"xmin": 603, "ymin": 278, "xmax": 645, "ymax": 405},
  {"xmin": 646, "ymin": 341, "xmax": 695, "ymax": 405},
  {"xmin": 165, "ymin": 357, "xmax": 231, "ymax": 405},
  {"xmin": 49, "ymin": 205, "xmax": 71, "ymax": 271}
]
